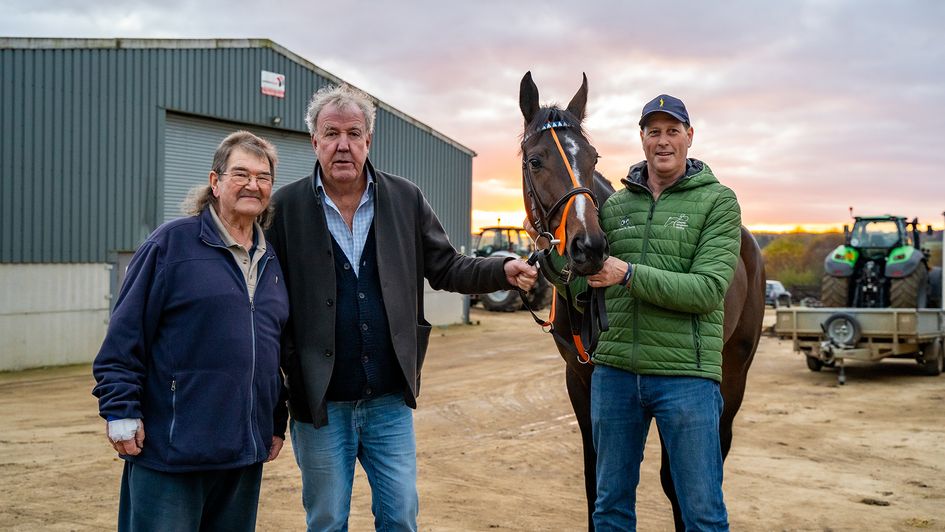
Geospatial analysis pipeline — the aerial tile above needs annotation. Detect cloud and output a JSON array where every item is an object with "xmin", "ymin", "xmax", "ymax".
[{"xmin": 3, "ymin": 0, "xmax": 943, "ymax": 226}]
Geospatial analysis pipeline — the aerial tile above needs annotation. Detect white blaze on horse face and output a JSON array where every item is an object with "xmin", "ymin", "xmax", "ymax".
[{"xmin": 562, "ymin": 133, "xmax": 589, "ymax": 228}]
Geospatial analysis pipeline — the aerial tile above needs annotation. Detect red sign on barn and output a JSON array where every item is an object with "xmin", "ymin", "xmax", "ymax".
[{"xmin": 261, "ymin": 70, "xmax": 285, "ymax": 98}]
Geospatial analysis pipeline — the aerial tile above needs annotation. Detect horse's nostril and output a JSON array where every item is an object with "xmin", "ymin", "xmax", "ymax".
[{"xmin": 569, "ymin": 239, "xmax": 587, "ymax": 261}]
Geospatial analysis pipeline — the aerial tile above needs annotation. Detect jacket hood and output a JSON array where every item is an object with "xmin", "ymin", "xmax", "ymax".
[{"xmin": 622, "ymin": 158, "xmax": 717, "ymax": 192}]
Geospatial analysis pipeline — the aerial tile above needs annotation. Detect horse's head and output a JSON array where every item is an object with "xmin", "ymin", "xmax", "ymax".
[{"xmin": 519, "ymin": 72, "xmax": 609, "ymax": 277}]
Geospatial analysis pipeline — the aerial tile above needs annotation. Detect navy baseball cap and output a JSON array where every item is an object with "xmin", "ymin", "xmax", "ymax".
[{"xmin": 639, "ymin": 94, "xmax": 690, "ymax": 127}]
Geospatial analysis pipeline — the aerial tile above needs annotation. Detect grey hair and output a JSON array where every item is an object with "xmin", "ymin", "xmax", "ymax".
[
  {"xmin": 182, "ymin": 130, "xmax": 278, "ymax": 228},
  {"xmin": 305, "ymin": 84, "xmax": 376, "ymax": 136}
]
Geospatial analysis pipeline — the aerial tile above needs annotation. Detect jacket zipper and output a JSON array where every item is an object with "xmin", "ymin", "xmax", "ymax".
[
  {"xmin": 691, "ymin": 315, "xmax": 703, "ymax": 368},
  {"xmin": 169, "ymin": 378, "xmax": 177, "ymax": 443},
  {"xmin": 203, "ymin": 237, "xmax": 272, "ymax": 461},
  {"xmin": 248, "ymin": 254, "xmax": 272, "ymax": 461},
  {"xmin": 631, "ymin": 198, "xmax": 658, "ymax": 370}
]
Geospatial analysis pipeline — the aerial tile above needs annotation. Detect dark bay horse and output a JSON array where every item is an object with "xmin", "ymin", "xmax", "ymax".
[{"xmin": 518, "ymin": 72, "xmax": 766, "ymax": 531}]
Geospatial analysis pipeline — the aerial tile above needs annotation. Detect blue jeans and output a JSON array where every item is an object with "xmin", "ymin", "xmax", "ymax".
[
  {"xmin": 117, "ymin": 461, "xmax": 262, "ymax": 532},
  {"xmin": 591, "ymin": 364, "xmax": 728, "ymax": 531},
  {"xmin": 290, "ymin": 393, "xmax": 418, "ymax": 532}
]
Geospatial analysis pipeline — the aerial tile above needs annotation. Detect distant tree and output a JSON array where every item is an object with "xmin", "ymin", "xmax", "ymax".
[
  {"xmin": 752, "ymin": 233, "xmax": 779, "ymax": 250},
  {"xmin": 762, "ymin": 232, "xmax": 844, "ymax": 293}
]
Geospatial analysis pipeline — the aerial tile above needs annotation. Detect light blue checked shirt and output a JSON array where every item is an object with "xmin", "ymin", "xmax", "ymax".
[{"xmin": 316, "ymin": 169, "xmax": 375, "ymax": 277}]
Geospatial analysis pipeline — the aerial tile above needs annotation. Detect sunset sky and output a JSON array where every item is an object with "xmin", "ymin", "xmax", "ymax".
[{"xmin": 4, "ymin": 0, "xmax": 943, "ymax": 232}]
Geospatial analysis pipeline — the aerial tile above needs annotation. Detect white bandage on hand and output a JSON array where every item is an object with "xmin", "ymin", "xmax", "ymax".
[{"xmin": 108, "ymin": 418, "xmax": 141, "ymax": 442}]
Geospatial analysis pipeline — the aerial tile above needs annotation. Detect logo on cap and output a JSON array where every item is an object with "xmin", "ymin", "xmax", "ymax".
[{"xmin": 639, "ymin": 94, "xmax": 690, "ymax": 127}]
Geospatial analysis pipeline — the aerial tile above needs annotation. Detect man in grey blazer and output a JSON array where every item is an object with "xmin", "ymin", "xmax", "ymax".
[{"xmin": 267, "ymin": 84, "xmax": 536, "ymax": 531}]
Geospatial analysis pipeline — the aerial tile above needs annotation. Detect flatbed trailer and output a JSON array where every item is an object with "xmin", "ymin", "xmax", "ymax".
[{"xmin": 775, "ymin": 307, "xmax": 945, "ymax": 384}]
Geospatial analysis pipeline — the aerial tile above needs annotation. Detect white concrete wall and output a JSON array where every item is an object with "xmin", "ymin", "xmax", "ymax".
[
  {"xmin": 423, "ymin": 280, "xmax": 465, "ymax": 326},
  {"xmin": 0, "ymin": 263, "xmax": 111, "ymax": 371}
]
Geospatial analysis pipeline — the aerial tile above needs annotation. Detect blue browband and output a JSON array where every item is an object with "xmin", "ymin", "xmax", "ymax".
[{"xmin": 523, "ymin": 120, "xmax": 571, "ymax": 142}]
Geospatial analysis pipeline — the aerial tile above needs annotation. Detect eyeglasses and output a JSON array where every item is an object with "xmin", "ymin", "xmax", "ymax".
[{"xmin": 219, "ymin": 171, "xmax": 274, "ymax": 187}]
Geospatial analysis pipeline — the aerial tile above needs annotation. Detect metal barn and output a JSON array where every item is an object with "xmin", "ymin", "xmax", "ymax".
[{"xmin": 0, "ymin": 38, "xmax": 476, "ymax": 370}]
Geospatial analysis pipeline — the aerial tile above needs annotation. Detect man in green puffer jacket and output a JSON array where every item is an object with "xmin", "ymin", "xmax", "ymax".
[{"xmin": 580, "ymin": 95, "xmax": 741, "ymax": 531}]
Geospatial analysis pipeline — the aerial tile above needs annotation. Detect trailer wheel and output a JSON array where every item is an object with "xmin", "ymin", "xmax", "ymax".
[
  {"xmin": 821, "ymin": 274, "xmax": 848, "ymax": 307},
  {"xmin": 823, "ymin": 313, "xmax": 862, "ymax": 347},
  {"xmin": 480, "ymin": 289, "xmax": 520, "ymax": 312},
  {"xmin": 805, "ymin": 356, "xmax": 824, "ymax": 372},
  {"xmin": 917, "ymin": 339, "xmax": 943, "ymax": 376},
  {"xmin": 890, "ymin": 266, "xmax": 928, "ymax": 308}
]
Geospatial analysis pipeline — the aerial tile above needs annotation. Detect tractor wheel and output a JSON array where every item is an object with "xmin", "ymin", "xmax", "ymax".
[
  {"xmin": 821, "ymin": 274, "xmax": 849, "ymax": 307},
  {"xmin": 480, "ymin": 289, "xmax": 520, "ymax": 312},
  {"xmin": 890, "ymin": 266, "xmax": 928, "ymax": 308},
  {"xmin": 521, "ymin": 276, "xmax": 553, "ymax": 311},
  {"xmin": 928, "ymin": 267, "xmax": 942, "ymax": 309},
  {"xmin": 806, "ymin": 356, "xmax": 824, "ymax": 372},
  {"xmin": 917, "ymin": 339, "xmax": 943, "ymax": 376}
]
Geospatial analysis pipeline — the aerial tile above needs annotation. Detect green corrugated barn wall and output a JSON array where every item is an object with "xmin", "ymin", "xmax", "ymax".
[
  {"xmin": 0, "ymin": 38, "xmax": 475, "ymax": 264},
  {"xmin": 0, "ymin": 38, "xmax": 476, "ymax": 370}
]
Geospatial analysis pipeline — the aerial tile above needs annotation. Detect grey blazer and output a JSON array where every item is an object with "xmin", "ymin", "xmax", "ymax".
[{"xmin": 267, "ymin": 160, "xmax": 511, "ymax": 427}]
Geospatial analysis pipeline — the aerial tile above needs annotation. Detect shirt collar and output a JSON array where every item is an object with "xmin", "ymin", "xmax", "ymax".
[
  {"xmin": 207, "ymin": 204, "xmax": 265, "ymax": 253},
  {"xmin": 315, "ymin": 166, "xmax": 375, "ymax": 207}
]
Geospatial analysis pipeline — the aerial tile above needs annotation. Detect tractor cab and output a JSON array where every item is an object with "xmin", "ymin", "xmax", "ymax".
[
  {"xmin": 823, "ymin": 215, "xmax": 934, "ymax": 308},
  {"xmin": 473, "ymin": 226, "xmax": 533, "ymax": 258},
  {"xmin": 848, "ymin": 217, "xmax": 911, "ymax": 259},
  {"xmin": 469, "ymin": 225, "xmax": 553, "ymax": 312}
]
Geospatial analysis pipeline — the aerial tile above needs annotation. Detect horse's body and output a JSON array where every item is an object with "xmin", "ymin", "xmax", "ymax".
[{"xmin": 519, "ymin": 73, "xmax": 765, "ymax": 531}]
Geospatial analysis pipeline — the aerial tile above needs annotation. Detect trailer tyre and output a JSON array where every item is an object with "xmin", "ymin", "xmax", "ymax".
[
  {"xmin": 821, "ymin": 274, "xmax": 849, "ymax": 307},
  {"xmin": 890, "ymin": 266, "xmax": 928, "ymax": 308},
  {"xmin": 805, "ymin": 356, "xmax": 824, "ymax": 372},
  {"xmin": 823, "ymin": 313, "xmax": 862, "ymax": 347},
  {"xmin": 917, "ymin": 339, "xmax": 943, "ymax": 376}
]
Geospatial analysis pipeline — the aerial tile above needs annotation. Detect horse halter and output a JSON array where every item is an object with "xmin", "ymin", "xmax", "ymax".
[
  {"xmin": 522, "ymin": 120, "xmax": 599, "ymax": 262},
  {"xmin": 520, "ymin": 119, "xmax": 606, "ymax": 365}
]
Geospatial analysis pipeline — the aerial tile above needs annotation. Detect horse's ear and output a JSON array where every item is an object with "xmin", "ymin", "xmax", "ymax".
[
  {"xmin": 519, "ymin": 71, "xmax": 540, "ymax": 125},
  {"xmin": 567, "ymin": 73, "xmax": 588, "ymax": 122}
]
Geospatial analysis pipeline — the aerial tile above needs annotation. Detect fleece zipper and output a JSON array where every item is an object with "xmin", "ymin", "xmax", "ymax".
[{"xmin": 202, "ymin": 237, "xmax": 272, "ymax": 462}]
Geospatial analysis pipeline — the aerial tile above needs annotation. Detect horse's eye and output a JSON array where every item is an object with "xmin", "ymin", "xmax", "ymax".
[{"xmin": 528, "ymin": 158, "xmax": 542, "ymax": 170}]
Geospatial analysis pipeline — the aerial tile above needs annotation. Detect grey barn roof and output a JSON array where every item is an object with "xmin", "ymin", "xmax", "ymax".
[{"xmin": 0, "ymin": 37, "xmax": 476, "ymax": 157}]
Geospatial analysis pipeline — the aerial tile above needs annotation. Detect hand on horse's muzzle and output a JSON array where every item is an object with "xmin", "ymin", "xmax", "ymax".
[
  {"xmin": 587, "ymin": 256, "xmax": 629, "ymax": 288},
  {"xmin": 504, "ymin": 259, "xmax": 539, "ymax": 291}
]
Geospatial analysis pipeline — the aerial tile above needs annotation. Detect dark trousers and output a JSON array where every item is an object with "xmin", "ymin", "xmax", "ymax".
[{"xmin": 118, "ymin": 461, "xmax": 263, "ymax": 532}]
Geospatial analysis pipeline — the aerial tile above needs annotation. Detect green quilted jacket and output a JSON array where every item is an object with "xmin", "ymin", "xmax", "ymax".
[{"xmin": 560, "ymin": 159, "xmax": 741, "ymax": 381}]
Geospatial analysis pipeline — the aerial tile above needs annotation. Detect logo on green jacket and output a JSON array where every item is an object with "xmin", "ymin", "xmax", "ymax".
[{"xmin": 665, "ymin": 214, "xmax": 690, "ymax": 229}]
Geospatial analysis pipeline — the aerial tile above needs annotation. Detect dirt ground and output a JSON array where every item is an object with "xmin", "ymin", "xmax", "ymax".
[{"xmin": 1, "ymin": 308, "xmax": 943, "ymax": 531}]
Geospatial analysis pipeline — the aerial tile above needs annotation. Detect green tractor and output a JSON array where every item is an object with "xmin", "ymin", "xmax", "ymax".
[
  {"xmin": 822, "ymin": 215, "xmax": 942, "ymax": 308},
  {"xmin": 471, "ymin": 226, "xmax": 553, "ymax": 312}
]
